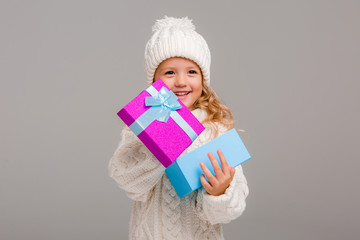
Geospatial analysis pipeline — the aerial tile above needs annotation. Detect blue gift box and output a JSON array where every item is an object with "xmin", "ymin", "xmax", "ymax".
[{"xmin": 165, "ymin": 128, "xmax": 251, "ymax": 198}]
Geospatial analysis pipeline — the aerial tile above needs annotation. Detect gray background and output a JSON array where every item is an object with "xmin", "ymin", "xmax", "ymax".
[{"xmin": 1, "ymin": 0, "xmax": 359, "ymax": 239}]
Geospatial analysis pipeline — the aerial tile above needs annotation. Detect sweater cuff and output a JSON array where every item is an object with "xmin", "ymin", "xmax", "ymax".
[{"xmin": 200, "ymin": 165, "xmax": 248, "ymax": 224}]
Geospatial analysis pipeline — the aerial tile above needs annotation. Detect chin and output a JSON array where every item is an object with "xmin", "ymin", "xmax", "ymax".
[{"xmin": 185, "ymin": 103, "xmax": 194, "ymax": 109}]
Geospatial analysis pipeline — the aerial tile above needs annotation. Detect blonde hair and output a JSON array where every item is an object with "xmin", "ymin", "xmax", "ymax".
[{"xmin": 190, "ymin": 80, "xmax": 235, "ymax": 137}]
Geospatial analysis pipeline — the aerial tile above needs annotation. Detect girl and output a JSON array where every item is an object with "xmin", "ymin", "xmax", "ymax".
[{"xmin": 109, "ymin": 16, "xmax": 249, "ymax": 240}]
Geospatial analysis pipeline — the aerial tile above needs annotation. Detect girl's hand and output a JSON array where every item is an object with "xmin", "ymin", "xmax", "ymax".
[{"xmin": 200, "ymin": 149, "xmax": 236, "ymax": 196}]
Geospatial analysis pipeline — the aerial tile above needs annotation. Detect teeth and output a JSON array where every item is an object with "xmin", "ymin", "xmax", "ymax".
[{"xmin": 175, "ymin": 92, "xmax": 189, "ymax": 96}]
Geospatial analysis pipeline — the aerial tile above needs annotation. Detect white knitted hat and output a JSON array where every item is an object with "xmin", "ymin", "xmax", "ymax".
[{"xmin": 144, "ymin": 16, "xmax": 211, "ymax": 85}]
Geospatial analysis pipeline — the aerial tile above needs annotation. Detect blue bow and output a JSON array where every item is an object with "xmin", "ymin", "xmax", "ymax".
[{"xmin": 145, "ymin": 87, "xmax": 182, "ymax": 122}]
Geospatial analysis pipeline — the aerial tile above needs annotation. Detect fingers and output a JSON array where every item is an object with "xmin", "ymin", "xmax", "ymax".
[
  {"xmin": 200, "ymin": 162, "xmax": 217, "ymax": 186},
  {"xmin": 200, "ymin": 150, "xmax": 237, "ymax": 196},
  {"xmin": 208, "ymin": 152, "xmax": 222, "ymax": 177},
  {"xmin": 200, "ymin": 174, "xmax": 212, "ymax": 192},
  {"xmin": 217, "ymin": 149, "xmax": 230, "ymax": 175}
]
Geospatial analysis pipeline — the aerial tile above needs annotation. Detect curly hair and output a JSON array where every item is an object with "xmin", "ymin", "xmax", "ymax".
[{"xmin": 189, "ymin": 80, "xmax": 235, "ymax": 138}]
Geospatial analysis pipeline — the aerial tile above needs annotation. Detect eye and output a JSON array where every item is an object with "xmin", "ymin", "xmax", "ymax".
[
  {"xmin": 189, "ymin": 70, "xmax": 197, "ymax": 74},
  {"xmin": 165, "ymin": 71, "xmax": 175, "ymax": 75}
]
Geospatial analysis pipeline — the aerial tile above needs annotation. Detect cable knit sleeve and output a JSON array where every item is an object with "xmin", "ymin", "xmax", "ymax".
[
  {"xmin": 195, "ymin": 123, "xmax": 250, "ymax": 225},
  {"xmin": 108, "ymin": 126, "xmax": 165, "ymax": 202},
  {"xmin": 196, "ymin": 165, "xmax": 249, "ymax": 224}
]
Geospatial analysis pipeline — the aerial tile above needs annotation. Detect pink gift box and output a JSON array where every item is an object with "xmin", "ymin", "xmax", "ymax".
[{"xmin": 117, "ymin": 78, "xmax": 205, "ymax": 168}]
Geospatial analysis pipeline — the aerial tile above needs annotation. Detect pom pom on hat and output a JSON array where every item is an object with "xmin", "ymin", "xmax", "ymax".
[
  {"xmin": 144, "ymin": 16, "xmax": 211, "ymax": 85},
  {"xmin": 152, "ymin": 16, "xmax": 195, "ymax": 32}
]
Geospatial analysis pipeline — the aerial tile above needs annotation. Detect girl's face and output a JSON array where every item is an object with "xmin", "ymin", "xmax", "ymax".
[{"xmin": 153, "ymin": 57, "xmax": 203, "ymax": 109}]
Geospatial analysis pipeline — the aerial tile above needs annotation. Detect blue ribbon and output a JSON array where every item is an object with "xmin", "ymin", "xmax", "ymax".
[
  {"xmin": 145, "ymin": 87, "xmax": 182, "ymax": 122},
  {"xmin": 129, "ymin": 85, "xmax": 198, "ymax": 141}
]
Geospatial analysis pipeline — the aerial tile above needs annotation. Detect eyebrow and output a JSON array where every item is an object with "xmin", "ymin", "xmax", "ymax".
[{"xmin": 160, "ymin": 66, "xmax": 199, "ymax": 71}]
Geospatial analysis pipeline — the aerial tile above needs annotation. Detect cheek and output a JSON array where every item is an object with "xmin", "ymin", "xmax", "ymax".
[
  {"xmin": 162, "ymin": 79, "xmax": 174, "ymax": 89},
  {"xmin": 193, "ymin": 80, "xmax": 203, "ymax": 94},
  {"xmin": 195, "ymin": 86, "xmax": 202, "ymax": 99}
]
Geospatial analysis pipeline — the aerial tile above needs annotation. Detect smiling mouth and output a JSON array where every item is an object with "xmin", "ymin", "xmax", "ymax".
[{"xmin": 174, "ymin": 91, "xmax": 191, "ymax": 96}]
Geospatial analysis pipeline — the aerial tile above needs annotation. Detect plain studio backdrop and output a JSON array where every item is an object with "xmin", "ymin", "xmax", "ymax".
[{"xmin": 1, "ymin": 0, "xmax": 359, "ymax": 239}]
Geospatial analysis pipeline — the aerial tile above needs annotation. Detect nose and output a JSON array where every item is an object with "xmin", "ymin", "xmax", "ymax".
[{"xmin": 174, "ymin": 73, "xmax": 187, "ymax": 87}]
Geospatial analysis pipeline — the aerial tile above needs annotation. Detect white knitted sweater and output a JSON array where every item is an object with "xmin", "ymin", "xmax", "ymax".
[{"xmin": 108, "ymin": 109, "xmax": 249, "ymax": 240}]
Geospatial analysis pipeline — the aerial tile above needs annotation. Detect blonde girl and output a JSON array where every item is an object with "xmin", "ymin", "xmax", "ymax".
[{"xmin": 109, "ymin": 16, "xmax": 249, "ymax": 240}]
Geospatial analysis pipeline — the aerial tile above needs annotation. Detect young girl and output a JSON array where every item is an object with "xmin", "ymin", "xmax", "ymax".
[{"xmin": 109, "ymin": 16, "xmax": 249, "ymax": 240}]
